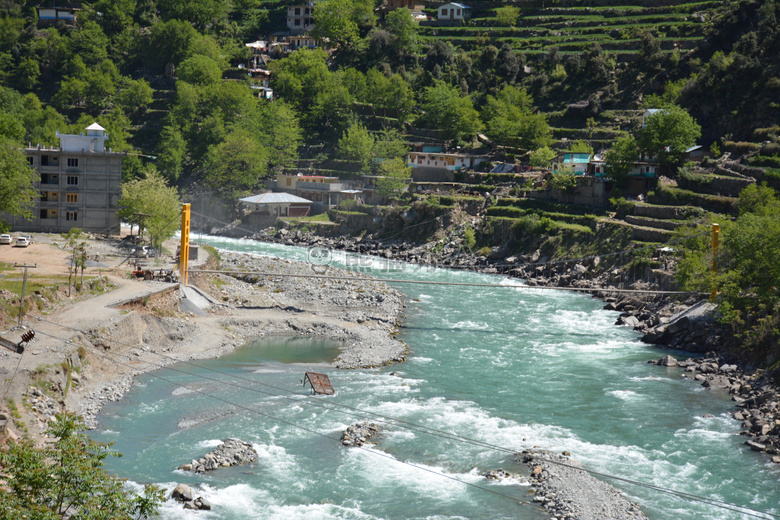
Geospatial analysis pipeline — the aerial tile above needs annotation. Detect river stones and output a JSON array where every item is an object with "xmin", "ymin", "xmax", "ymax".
[
  {"xmin": 179, "ymin": 438, "xmax": 257, "ymax": 473},
  {"xmin": 341, "ymin": 422, "xmax": 380, "ymax": 447}
]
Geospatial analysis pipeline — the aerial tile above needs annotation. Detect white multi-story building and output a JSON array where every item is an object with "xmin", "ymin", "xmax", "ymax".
[{"xmin": 1, "ymin": 123, "xmax": 122, "ymax": 234}]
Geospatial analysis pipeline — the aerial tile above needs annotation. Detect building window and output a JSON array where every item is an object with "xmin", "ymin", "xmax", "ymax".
[
  {"xmin": 294, "ymin": 7, "xmax": 300, "ymax": 15},
  {"xmin": 286, "ymin": 178, "xmax": 292, "ymax": 186},
  {"xmin": 27, "ymin": 156, "xmax": 33, "ymax": 166},
  {"xmin": 66, "ymin": 211, "xmax": 78, "ymax": 221},
  {"xmin": 66, "ymin": 193, "xmax": 78, "ymax": 203},
  {"xmin": 294, "ymin": 18, "xmax": 300, "ymax": 25},
  {"xmin": 67, "ymin": 158, "xmax": 79, "ymax": 168},
  {"xmin": 67, "ymin": 175, "xmax": 79, "ymax": 185}
]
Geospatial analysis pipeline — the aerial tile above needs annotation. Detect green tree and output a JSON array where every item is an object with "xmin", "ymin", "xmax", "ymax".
[
  {"xmin": 385, "ymin": 8, "xmax": 419, "ymax": 55},
  {"xmin": 0, "ymin": 135, "xmax": 38, "ymax": 227},
  {"xmin": 638, "ymin": 105, "xmax": 701, "ymax": 165},
  {"xmin": 373, "ymin": 127, "xmax": 407, "ymax": 161},
  {"xmin": 529, "ymin": 146, "xmax": 557, "ymax": 168},
  {"xmin": 569, "ymin": 139, "xmax": 593, "ymax": 154},
  {"xmin": 421, "ymin": 80, "xmax": 482, "ymax": 142},
  {"xmin": 157, "ymin": 125, "xmax": 187, "ymax": 182},
  {"xmin": 365, "ymin": 69, "xmax": 415, "ymax": 120},
  {"xmin": 117, "ymin": 78, "xmax": 154, "ymax": 114},
  {"xmin": 203, "ymin": 128, "xmax": 268, "ymax": 198},
  {"xmin": 376, "ymin": 157, "xmax": 411, "ymax": 200},
  {"xmin": 246, "ymin": 100, "xmax": 302, "ymax": 169},
  {"xmin": 337, "ymin": 122, "xmax": 374, "ymax": 170},
  {"xmin": 178, "ymin": 54, "xmax": 223, "ymax": 85},
  {"xmin": 605, "ymin": 134, "xmax": 638, "ymax": 186},
  {"xmin": 118, "ymin": 167, "xmax": 181, "ymax": 250},
  {"xmin": 736, "ymin": 183, "xmax": 780, "ymax": 216},
  {"xmin": 482, "ymin": 86, "xmax": 550, "ymax": 150},
  {"xmin": 495, "ymin": 5, "xmax": 520, "ymax": 26},
  {"xmin": 146, "ymin": 19, "xmax": 199, "ymax": 72},
  {"xmin": 0, "ymin": 412, "xmax": 164, "ymax": 519},
  {"xmin": 269, "ymin": 48, "xmax": 330, "ymax": 109},
  {"xmin": 312, "ymin": 0, "xmax": 374, "ymax": 48}
]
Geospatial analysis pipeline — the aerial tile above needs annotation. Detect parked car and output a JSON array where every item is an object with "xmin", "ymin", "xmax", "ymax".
[
  {"xmin": 18, "ymin": 234, "xmax": 32, "ymax": 243},
  {"xmin": 14, "ymin": 237, "xmax": 30, "ymax": 247},
  {"xmin": 132, "ymin": 245, "xmax": 156, "ymax": 258},
  {"xmin": 0, "ymin": 234, "xmax": 12, "ymax": 245}
]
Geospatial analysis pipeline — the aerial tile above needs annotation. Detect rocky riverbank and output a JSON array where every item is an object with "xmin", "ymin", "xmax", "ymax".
[{"xmin": 244, "ymin": 228, "xmax": 780, "ymax": 467}]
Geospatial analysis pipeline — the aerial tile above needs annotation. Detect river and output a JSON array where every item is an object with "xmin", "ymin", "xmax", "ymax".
[{"xmin": 93, "ymin": 237, "xmax": 780, "ymax": 519}]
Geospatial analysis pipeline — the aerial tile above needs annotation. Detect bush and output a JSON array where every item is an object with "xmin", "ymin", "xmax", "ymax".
[
  {"xmin": 463, "ymin": 225, "xmax": 476, "ymax": 251},
  {"xmin": 749, "ymin": 154, "xmax": 780, "ymax": 168}
]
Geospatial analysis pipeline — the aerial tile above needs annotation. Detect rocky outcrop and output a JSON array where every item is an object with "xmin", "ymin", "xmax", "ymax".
[
  {"xmin": 178, "ymin": 438, "xmax": 257, "ymax": 473},
  {"xmin": 641, "ymin": 301, "xmax": 721, "ymax": 352},
  {"xmin": 341, "ymin": 422, "xmax": 381, "ymax": 447}
]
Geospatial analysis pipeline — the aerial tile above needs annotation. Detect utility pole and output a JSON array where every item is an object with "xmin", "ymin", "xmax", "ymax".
[{"xmin": 13, "ymin": 264, "xmax": 36, "ymax": 327}]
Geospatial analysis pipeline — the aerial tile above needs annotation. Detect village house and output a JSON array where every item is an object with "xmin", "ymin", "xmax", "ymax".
[
  {"xmin": 287, "ymin": 3, "xmax": 315, "ymax": 34},
  {"xmin": 551, "ymin": 152, "xmax": 591, "ymax": 175},
  {"xmin": 437, "ymin": 3, "xmax": 472, "ymax": 21},
  {"xmin": 36, "ymin": 6, "xmax": 78, "ymax": 25},
  {"xmin": 274, "ymin": 173, "xmax": 362, "ymax": 213},
  {"xmin": 406, "ymin": 149, "xmax": 488, "ymax": 171},
  {"xmin": 240, "ymin": 192, "xmax": 312, "ymax": 217},
  {"xmin": 0, "ymin": 123, "xmax": 122, "ymax": 234}
]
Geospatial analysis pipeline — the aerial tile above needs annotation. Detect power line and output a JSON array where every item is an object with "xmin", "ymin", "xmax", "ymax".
[
  {"xmin": 29, "ymin": 316, "xmax": 780, "ymax": 519},
  {"xmin": 188, "ymin": 269, "xmax": 708, "ymax": 296},
  {"xmin": 29, "ymin": 327, "xmax": 533, "ymax": 508}
]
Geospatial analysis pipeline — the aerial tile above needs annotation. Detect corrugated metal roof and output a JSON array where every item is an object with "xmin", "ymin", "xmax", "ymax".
[{"xmin": 240, "ymin": 192, "xmax": 312, "ymax": 204}]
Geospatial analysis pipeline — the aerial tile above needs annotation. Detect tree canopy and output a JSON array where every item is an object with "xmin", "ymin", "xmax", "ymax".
[
  {"xmin": 0, "ymin": 412, "xmax": 163, "ymax": 519},
  {"xmin": 638, "ymin": 105, "xmax": 701, "ymax": 165},
  {"xmin": 0, "ymin": 135, "xmax": 38, "ymax": 228},
  {"xmin": 118, "ymin": 167, "xmax": 181, "ymax": 250}
]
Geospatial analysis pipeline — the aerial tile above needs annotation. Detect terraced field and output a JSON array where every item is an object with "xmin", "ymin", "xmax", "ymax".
[{"xmin": 417, "ymin": 0, "xmax": 724, "ymax": 55}]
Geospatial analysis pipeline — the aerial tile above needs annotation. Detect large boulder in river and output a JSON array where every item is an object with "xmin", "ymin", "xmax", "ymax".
[
  {"xmin": 172, "ymin": 483, "xmax": 193, "ymax": 502},
  {"xmin": 657, "ymin": 355, "xmax": 678, "ymax": 367}
]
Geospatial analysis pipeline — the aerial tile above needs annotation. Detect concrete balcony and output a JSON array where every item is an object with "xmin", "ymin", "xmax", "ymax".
[{"xmin": 296, "ymin": 181, "xmax": 344, "ymax": 192}]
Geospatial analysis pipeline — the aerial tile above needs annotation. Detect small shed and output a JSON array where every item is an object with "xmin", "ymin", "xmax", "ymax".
[
  {"xmin": 437, "ymin": 2, "xmax": 472, "ymax": 21},
  {"xmin": 240, "ymin": 192, "xmax": 312, "ymax": 217}
]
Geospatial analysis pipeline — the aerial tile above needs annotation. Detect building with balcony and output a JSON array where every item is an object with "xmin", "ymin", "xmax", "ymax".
[
  {"xmin": 275, "ymin": 173, "xmax": 363, "ymax": 212},
  {"xmin": 1, "ymin": 123, "xmax": 122, "ymax": 234},
  {"xmin": 287, "ymin": 3, "xmax": 315, "ymax": 34}
]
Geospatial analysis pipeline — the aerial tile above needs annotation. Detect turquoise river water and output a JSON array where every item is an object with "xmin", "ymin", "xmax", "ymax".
[{"xmin": 93, "ymin": 237, "xmax": 780, "ymax": 520}]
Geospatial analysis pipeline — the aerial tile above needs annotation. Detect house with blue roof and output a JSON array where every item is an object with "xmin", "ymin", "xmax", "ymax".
[
  {"xmin": 552, "ymin": 152, "xmax": 591, "ymax": 175},
  {"xmin": 438, "ymin": 3, "xmax": 472, "ymax": 21}
]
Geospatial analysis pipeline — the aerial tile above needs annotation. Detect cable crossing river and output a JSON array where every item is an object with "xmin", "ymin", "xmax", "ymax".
[{"xmin": 93, "ymin": 237, "xmax": 780, "ymax": 520}]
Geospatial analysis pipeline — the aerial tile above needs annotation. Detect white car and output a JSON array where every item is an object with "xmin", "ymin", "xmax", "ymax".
[
  {"xmin": 0, "ymin": 234, "xmax": 12, "ymax": 245},
  {"xmin": 14, "ymin": 237, "xmax": 30, "ymax": 247}
]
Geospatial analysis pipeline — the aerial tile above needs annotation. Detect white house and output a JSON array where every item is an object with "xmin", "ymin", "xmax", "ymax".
[
  {"xmin": 406, "ymin": 151, "xmax": 487, "ymax": 171},
  {"xmin": 437, "ymin": 3, "xmax": 472, "ymax": 21},
  {"xmin": 642, "ymin": 108, "xmax": 662, "ymax": 127}
]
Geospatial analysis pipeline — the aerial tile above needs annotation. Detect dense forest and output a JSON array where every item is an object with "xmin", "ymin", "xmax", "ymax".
[{"xmin": 0, "ymin": 0, "xmax": 778, "ymax": 209}]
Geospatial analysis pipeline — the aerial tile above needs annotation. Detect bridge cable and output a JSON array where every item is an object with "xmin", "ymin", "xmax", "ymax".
[{"xmin": 28, "ymin": 316, "xmax": 780, "ymax": 519}]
